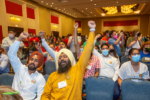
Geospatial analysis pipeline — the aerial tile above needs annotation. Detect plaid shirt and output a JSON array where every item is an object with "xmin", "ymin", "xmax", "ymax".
[{"xmin": 84, "ymin": 55, "xmax": 100, "ymax": 79}]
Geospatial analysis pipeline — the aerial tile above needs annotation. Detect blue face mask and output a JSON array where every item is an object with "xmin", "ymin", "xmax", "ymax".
[
  {"xmin": 132, "ymin": 55, "xmax": 141, "ymax": 62},
  {"xmin": 80, "ymin": 48, "xmax": 83, "ymax": 52},
  {"xmin": 102, "ymin": 50, "xmax": 109, "ymax": 56}
]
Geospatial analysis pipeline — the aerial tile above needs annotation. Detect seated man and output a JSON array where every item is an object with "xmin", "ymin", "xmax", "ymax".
[
  {"xmin": 41, "ymin": 21, "xmax": 95, "ymax": 100},
  {"xmin": 8, "ymin": 32, "xmax": 46, "ymax": 100},
  {"xmin": 118, "ymin": 48, "xmax": 149, "ymax": 85},
  {"xmin": 0, "ymin": 46, "xmax": 9, "ymax": 74},
  {"xmin": 40, "ymin": 31, "xmax": 76, "ymax": 70},
  {"xmin": 140, "ymin": 42, "xmax": 150, "ymax": 64},
  {"xmin": 93, "ymin": 35, "xmax": 120, "ymax": 100}
]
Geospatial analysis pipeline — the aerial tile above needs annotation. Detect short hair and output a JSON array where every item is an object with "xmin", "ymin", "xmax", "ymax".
[
  {"xmin": 59, "ymin": 40, "xmax": 67, "ymax": 47},
  {"xmin": 105, "ymin": 30, "xmax": 109, "ymax": 35},
  {"xmin": 129, "ymin": 48, "xmax": 139, "ymax": 56},
  {"xmin": 132, "ymin": 29, "xmax": 139, "ymax": 37},
  {"xmin": 8, "ymin": 28, "xmax": 16, "ymax": 33},
  {"xmin": 101, "ymin": 43, "xmax": 109, "ymax": 49},
  {"xmin": 0, "ymin": 86, "xmax": 23, "ymax": 100},
  {"xmin": 95, "ymin": 45, "xmax": 99, "ymax": 50},
  {"xmin": 109, "ymin": 30, "xmax": 115, "ymax": 38},
  {"xmin": 49, "ymin": 43, "xmax": 55, "ymax": 47},
  {"xmin": 140, "ymin": 42, "xmax": 150, "ymax": 51}
]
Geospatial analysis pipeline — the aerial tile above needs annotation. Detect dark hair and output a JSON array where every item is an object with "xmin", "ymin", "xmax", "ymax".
[
  {"xmin": 101, "ymin": 43, "xmax": 109, "ymax": 49},
  {"xmin": 109, "ymin": 44, "xmax": 118, "ymax": 58},
  {"xmin": 62, "ymin": 36, "xmax": 65, "ymax": 39},
  {"xmin": 95, "ymin": 45, "xmax": 99, "ymax": 50},
  {"xmin": 8, "ymin": 28, "xmax": 16, "ymax": 33},
  {"xmin": 109, "ymin": 30, "xmax": 115, "ymax": 38},
  {"xmin": 59, "ymin": 40, "xmax": 67, "ymax": 47},
  {"xmin": 129, "ymin": 48, "xmax": 139, "ymax": 56},
  {"xmin": 132, "ymin": 29, "xmax": 139, "ymax": 37},
  {"xmin": 97, "ymin": 33, "xmax": 102, "ymax": 41},
  {"xmin": 105, "ymin": 30, "xmax": 109, "ymax": 35}
]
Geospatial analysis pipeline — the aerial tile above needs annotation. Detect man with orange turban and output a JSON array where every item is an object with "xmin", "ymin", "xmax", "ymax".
[{"xmin": 8, "ymin": 32, "xmax": 46, "ymax": 100}]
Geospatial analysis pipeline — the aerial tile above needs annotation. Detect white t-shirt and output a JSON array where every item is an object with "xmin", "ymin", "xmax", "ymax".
[
  {"xmin": 132, "ymin": 41, "xmax": 140, "ymax": 49},
  {"xmin": 118, "ymin": 61, "xmax": 149, "ymax": 82}
]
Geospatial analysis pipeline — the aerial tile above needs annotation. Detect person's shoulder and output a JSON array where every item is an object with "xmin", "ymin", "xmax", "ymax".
[
  {"xmin": 121, "ymin": 61, "xmax": 130, "ymax": 68},
  {"xmin": 92, "ymin": 55, "xmax": 99, "ymax": 60},
  {"xmin": 1, "ymin": 54, "xmax": 8, "ymax": 58},
  {"xmin": 140, "ymin": 62, "xmax": 147, "ymax": 68},
  {"xmin": 3, "ymin": 37, "xmax": 9, "ymax": 41}
]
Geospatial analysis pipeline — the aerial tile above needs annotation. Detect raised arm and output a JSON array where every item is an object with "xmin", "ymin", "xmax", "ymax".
[
  {"xmin": 76, "ymin": 21, "xmax": 95, "ymax": 75},
  {"xmin": 0, "ymin": 55, "xmax": 9, "ymax": 71},
  {"xmin": 74, "ymin": 23, "xmax": 81, "ymax": 56},
  {"xmin": 39, "ymin": 31, "xmax": 56, "ymax": 60},
  {"xmin": 113, "ymin": 32, "xmax": 123, "ymax": 45},
  {"xmin": 8, "ymin": 32, "xmax": 29, "ymax": 73}
]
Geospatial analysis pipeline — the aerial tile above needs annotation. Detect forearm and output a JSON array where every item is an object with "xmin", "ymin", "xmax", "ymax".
[
  {"xmin": 67, "ymin": 40, "xmax": 72, "ymax": 46},
  {"xmin": 95, "ymin": 68, "xmax": 99, "ymax": 78},
  {"xmin": 128, "ymin": 41, "xmax": 136, "ymax": 48},
  {"xmin": 121, "ymin": 37, "xmax": 124, "ymax": 45},
  {"xmin": 114, "ymin": 36, "xmax": 121, "ymax": 45},
  {"xmin": 118, "ymin": 77, "xmax": 122, "ymax": 87}
]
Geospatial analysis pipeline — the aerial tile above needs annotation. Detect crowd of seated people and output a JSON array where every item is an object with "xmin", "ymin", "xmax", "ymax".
[{"xmin": 0, "ymin": 21, "xmax": 150, "ymax": 100}]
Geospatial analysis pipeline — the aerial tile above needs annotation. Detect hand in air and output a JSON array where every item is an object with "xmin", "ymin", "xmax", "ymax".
[
  {"xmin": 88, "ymin": 21, "xmax": 96, "ymax": 29},
  {"xmin": 18, "ymin": 31, "xmax": 29, "ymax": 41},
  {"xmin": 74, "ymin": 23, "xmax": 78, "ymax": 29}
]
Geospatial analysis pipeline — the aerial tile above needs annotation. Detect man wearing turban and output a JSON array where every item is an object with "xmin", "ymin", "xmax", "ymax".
[
  {"xmin": 41, "ymin": 21, "xmax": 96, "ymax": 100},
  {"xmin": 8, "ymin": 32, "xmax": 46, "ymax": 100}
]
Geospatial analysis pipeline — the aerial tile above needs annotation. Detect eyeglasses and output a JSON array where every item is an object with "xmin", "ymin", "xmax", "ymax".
[{"xmin": 131, "ymin": 53, "xmax": 140, "ymax": 55}]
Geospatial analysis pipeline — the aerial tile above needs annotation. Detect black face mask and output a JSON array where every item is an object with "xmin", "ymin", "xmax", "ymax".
[
  {"xmin": 110, "ymin": 49, "xmax": 115, "ymax": 53},
  {"xmin": 145, "ymin": 48, "xmax": 150, "ymax": 52},
  {"xmin": 97, "ymin": 37, "xmax": 102, "ymax": 41}
]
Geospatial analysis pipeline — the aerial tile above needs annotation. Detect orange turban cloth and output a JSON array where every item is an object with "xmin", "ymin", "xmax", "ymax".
[{"xmin": 28, "ymin": 51, "xmax": 44, "ymax": 68}]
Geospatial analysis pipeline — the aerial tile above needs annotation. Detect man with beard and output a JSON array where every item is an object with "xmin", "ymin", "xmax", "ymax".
[
  {"xmin": 41, "ymin": 21, "xmax": 95, "ymax": 100},
  {"xmin": 8, "ymin": 32, "xmax": 46, "ymax": 100},
  {"xmin": 40, "ymin": 30, "xmax": 76, "ymax": 70}
]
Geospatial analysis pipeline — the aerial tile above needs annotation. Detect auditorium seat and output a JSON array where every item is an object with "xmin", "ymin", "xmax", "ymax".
[
  {"xmin": 0, "ymin": 73, "xmax": 14, "ymax": 86},
  {"xmin": 121, "ymin": 56, "xmax": 130, "ymax": 65},
  {"xmin": 45, "ymin": 60, "xmax": 56, "ymax": 75},
  {"xmin": 85, "ymin": 77, "xmax": 115, "ymax": 100},
  {"xmin": 146, "ymin": 64, "xmax": 150, "ymax": 73},
  {"xmin": 21, "ymin": 59, "xmax": 27, "ymax": 65},
  {"xmin": 121, "ymin": 79, "xmax": 150, "ymax": 100},
  {"xmin": 44, "ymin": 75, "xmax": 49, "ymax": 82}
]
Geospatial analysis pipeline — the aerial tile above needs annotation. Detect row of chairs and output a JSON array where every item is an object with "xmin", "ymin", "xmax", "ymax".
[
  {"xmin": 86, "ymin": 77, "xmax": 150, "ymax": 100},
  {"xmin": 1, "ymin": 73, "xmax": 150, "ymax": 100}
]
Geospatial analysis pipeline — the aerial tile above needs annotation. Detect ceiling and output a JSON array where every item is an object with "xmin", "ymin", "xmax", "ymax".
[{"xmin": 32, "ymin": 0, "xmax": 150, "ymax": 18}]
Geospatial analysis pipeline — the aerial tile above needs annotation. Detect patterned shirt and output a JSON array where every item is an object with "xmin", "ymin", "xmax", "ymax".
[{"xmin": 84, "ymin": 55, "xmax": 101, "ymax": 79}]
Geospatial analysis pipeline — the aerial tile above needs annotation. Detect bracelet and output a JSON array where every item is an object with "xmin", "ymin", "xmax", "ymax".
[{"xmin": 90, "ymin": 28, "xmax": 95, "ymax": 32}]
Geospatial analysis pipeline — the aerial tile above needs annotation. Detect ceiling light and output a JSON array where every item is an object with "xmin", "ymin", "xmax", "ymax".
[
  {"xmin": 94, "ymin": 4, "xmax": 96, "ymax": 5},
  {"xmin": 101, "ymin": 13, "xmax": 105, "ymax": 16},
  {"xmin": 134, "ymin": 10, "xmax": 140, "ymax": 13},
  {"xmin": 86, "ymin": 8, "xmax": 87, "ymax": 9},
  {"xmin": 52, "ymin": 3, "xmax": 54, "ymax": 4},
  {"xmin": 95, "ymin": 15, "xmax": 96, "ymax": 16},
  {"xmin": 51, "ymin": 5, "xmax": 52, "ymax": 7},
  {"xmin": 59, "ymin": 9, "xmax": 60, "ymax": 10},
  {"xmin": 102, "ymin": 6, "xmax": 118, "ymax": 14},
  {"xmin": 121, "ymin": 4, "xmax": 136, "ymax": 14},
  {"xmin": 41, "ymin": 1, "xmax": 43, "ymax": 3},
  {"xmin": 116, "ymin": 1, "xmax": 118, "ymax": 3},
  {"xmin": 46, "ymin": 3, "xmax": 48, "ymax": 5},
  {"xmin": 91, "ymin": 12, "xmax": 92, "ymax": 13},
  {"xmin": 62, "ymin": 10, "xmax": 63, "ymax": 11},
  {"xmin": 91, "ymin": 0, "xmax": 92, "ymax": 1},
  {"xmin": 64, "ymin": 8, "xmax": 65, "ymax": 10}
]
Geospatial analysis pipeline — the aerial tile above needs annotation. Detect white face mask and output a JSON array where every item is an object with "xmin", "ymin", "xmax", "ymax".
[{"xmin": 8, "ymin": 34, "xmax": 14, "ymax": 39}]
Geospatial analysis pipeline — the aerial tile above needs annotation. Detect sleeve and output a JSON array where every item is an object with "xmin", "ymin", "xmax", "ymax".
[
  {"xmin": 1, "ymin": 39, "xmax": 10, "ymax": 49},
  {"xmin": 108, "ymin": 39, "xmax": 115, "ymax": 45},
  {"xmin": 95, "ymin": 58, "xmax": 101, "ymax": 69},
  {"xmin": 41, "ymin": 74, "xmax": 54, "ymax": 100},
  {"xmin": 126, "ymin": 37, "xmax": 132, "ymax": 47},
  {"xmin": 93, "ymin": 49, "xmax": 100, "ymax": 58},
  {"xmin": 75, "ymin": 32, "xmax": 95, "ymax": 76},
  {"xmin": 42, "ymin": 39, "xmax": 56, "ymax": 61},
  {"xmin": 8, "ymin": 41, "xmax": 23, "ymax": 73},
  {"xmin": 19, "ymin": 41, "xmax": 25, "ymax": 48},
  {"xmin": 35, "ymin": 76, "xmax": 46, "ymax": 100},
  {"xmin": 142, "ymin": 65, "xmax": 149, "ymax": 79},
  {"xmin": 112, "ymin": 59, "xmax": 120, "ymax": 82},
  {"xmin": 118, "ymin": 64, "xmax": 126, "ymax": 80},
  {"xmin": 0, "ymin": 56, "xmax": 9, "ymax": 71}
]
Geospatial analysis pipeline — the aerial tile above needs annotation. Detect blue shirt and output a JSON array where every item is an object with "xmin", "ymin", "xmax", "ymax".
[
  {"xmin": 0, "ymin": 54, "xmax": 9, "ymax": 74},
  {"xmin": 140, "ymin": 51, "xmax": 150, "ymax": 64},
  {"xmin": 108, "ymin": 38, "xmax": 121, "ymax": 57}
]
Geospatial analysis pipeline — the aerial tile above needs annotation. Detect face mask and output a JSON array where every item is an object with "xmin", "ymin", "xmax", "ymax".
[
  {"xmin": 145, "ymin": 48, "xmax": 150, "ymax": 52},
  {"xmin": 33, "ymin": 35, "xmax": 35, "ymax": 37},
  {"xmin": 132, "ymin": 55, "xmax": 141, "ymax": 62},
  {"xmin": 9, "ymin": 34, "xmax": 14, "ymax": 39},
  {"xmin": 102, "ymin": 50, "xmax": 109, "ymax": 56},
  {"xmin": 110, "ymin": 49, "xmax": 115, "ymax": 53},
  {"xmin": 80, "ymin": 48, "xmax": 83, "ymax": 52},
  {"xmin": 113, "ymin": 35, "xmax": 118, "ymax": 39},
  {"xmin": 29, "ymin": 53, "xmax": 31, "ymax": 56}
]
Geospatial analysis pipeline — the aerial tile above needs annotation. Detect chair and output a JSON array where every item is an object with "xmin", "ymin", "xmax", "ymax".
[
  {"xmin": 44, "ymin": 75, "xmax": 49, "ymax": 82},
  {"xmin": 45, "ymin": 60, "xmax": 56, "ymax": 75},
  {"xmin": 121, "ymin": 56, "xmax": 129, "ymax": 65},
  {"xmin": 146, "ymin": 64, "xmax": 150, "ymax": 73},
  {"xmin": 121, "ymin": 80, "xmax": 150, "ymax": 100},
  {"xmin": 121, "ymin": 52, "xmax": 125, "ymax": 56},
  {"xmin": 0, "ymin": 73, "xmax": 14, "ymax": 86},
  {"xmin": 85, "ymin": 77, "xmax": 115, "ymax": 100}
]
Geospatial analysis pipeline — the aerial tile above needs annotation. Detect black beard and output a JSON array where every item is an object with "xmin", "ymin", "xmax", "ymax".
[
  {"xmin": 58, "ymin": 60, "xmax": 71, "ymax": 74},
  {"xmin": 28, "ymin": 63, "xmax": 36, "ymax": 71}
]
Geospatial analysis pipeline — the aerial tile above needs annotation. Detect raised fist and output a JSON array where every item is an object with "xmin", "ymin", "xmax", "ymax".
[
  {"xmin": 88, "ymin": 21, "xmax": 96, "ymax": 29},
  {"xmin": 19, "ymin": 31, "xmax": 29, "ymax": 40},
  {"xmin": 74, "ymin": 23, "xmax": 78, "ymax": 29},
  {"xmin": 39, "ymin": 30, "xmax": 45, "ymax": 38}
]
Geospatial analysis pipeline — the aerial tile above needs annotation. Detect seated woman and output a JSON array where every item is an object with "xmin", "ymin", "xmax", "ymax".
[
  {"xmin": 109, "ymin": 44, "xmax": 120, "ymax": 64},
  {"xmin": 118, "ymin": 48, "xmax": 149, "ymax": 86},
  {"xmin": 0, "ymin": 86, "xmax": 23, "ymax": 100},
  {"xmin": 140, "ymin": 42, "xmax": 150, "ymax": 64}
]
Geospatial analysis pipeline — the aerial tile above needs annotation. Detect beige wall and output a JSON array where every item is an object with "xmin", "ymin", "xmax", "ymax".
[{"xmin": 79, "ymin": 15, "xmax": 150, "ymax": 36}]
